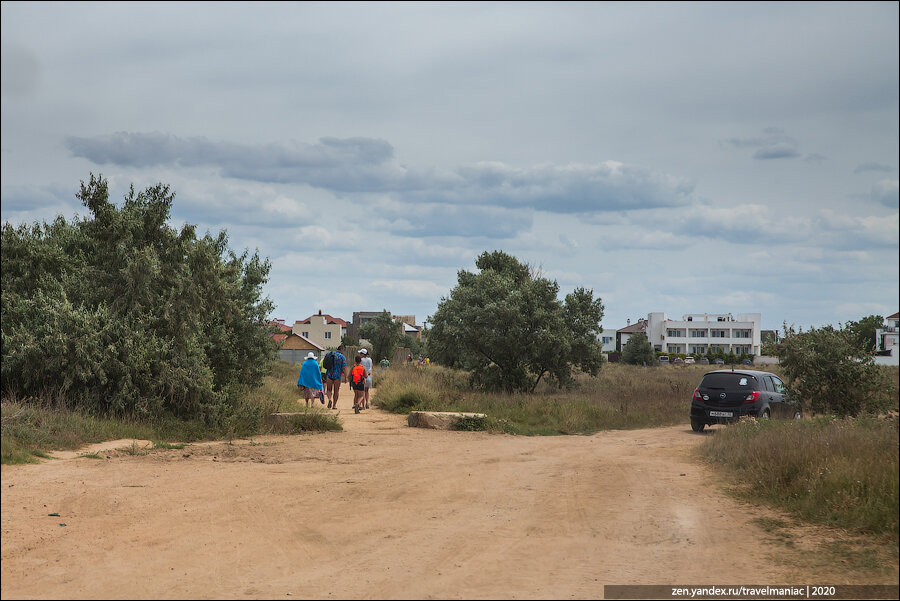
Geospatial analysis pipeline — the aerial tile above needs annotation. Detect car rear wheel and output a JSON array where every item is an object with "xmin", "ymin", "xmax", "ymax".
[{"xmin": 691, "ymin": 419, "xmax": 706, "ymax": 432}]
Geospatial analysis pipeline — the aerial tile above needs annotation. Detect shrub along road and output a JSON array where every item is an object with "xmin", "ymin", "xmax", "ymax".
[{"xmin": 1, "ymin": 393, "xmax": 895, "ymax": 599}]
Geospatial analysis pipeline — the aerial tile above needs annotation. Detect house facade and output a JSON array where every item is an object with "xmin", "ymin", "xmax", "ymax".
[
  {"xmin": 599, "ymin": 330, "xmax": 616, "ymax": 353},
  {"xmin": 616, "ymin": 319, "xmax": 648, "ymax": 352},
  {"xmin": 294, "ymin": 310, "xmax": 348, "ymax": 350},
  {"xmin": 395, "ymin": 315, "xmax": 422, "ymax": 341},
  {"xmin": 278, "ymin": 333, "xmax": 325, "ymax": 364},
  {"xmin": 874, "ymin": 312, "xmax": 900, "ymax": 366},
  {"xmin": 645, "ymin": 312, "xmax": 762, "ymax": 356}
]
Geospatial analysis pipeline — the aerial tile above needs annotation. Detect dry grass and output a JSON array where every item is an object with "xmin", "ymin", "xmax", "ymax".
[
  {"xmin": 2, "ymin": 360, "xmax": 340, "ymax": 464},
  {"xmin": 374, "ymin": 363, "xmax": 706, "ymax": 434},
  {"xmin": 698, "ymin": 415, "xmax": 899, "ymax": 540}
]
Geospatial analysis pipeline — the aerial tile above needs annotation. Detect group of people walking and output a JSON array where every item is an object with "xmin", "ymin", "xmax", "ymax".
[{"xmin": 296, "ymin": 345, "xmax": 372, "ymax": 414}]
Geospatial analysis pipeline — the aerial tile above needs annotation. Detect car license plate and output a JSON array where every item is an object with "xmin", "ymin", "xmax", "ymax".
[{"xmin": 709, "ymin": 410, "xmax": 733, "ymax": 418}]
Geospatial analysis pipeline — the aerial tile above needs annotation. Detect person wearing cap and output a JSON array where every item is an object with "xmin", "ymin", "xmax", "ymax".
[
  {"xmin": 358, "ymin": 348, "xmax": 374, "ymax": 409},
  {"xmin": 296, "ymin": 352, "xmax": 325, "ymax": 407}
]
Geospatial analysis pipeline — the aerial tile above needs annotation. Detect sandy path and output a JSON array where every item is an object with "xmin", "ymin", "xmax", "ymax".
[{"xmin": 0, "ymin": 396, "xmax": 889, "ymax": 599}]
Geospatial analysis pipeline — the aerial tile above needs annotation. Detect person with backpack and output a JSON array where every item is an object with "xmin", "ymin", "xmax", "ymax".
[
  {"xmin": 296, "ymin": 352, "xmax": 325, "ymax": 408},
  {"xmin": 348, "ymin": 355, "xmax": 367, "ymax": 413},
  {"xmin": 359, "ymin": 348, "xmax": 374, "ymax": 409},
  {"xmin": 322, "ymin": 345, "xmax": 347, "ymax": 410}
]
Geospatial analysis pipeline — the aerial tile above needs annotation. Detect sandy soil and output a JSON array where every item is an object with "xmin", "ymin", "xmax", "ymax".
[{"xmin": 2, "ymin": 392, "xmax": 895, "ymax": 600}]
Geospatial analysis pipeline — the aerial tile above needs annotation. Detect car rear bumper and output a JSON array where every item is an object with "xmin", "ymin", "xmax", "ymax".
[{"xmin": 690, "ymin": 402, "xmax": 763, "ymax": 424}]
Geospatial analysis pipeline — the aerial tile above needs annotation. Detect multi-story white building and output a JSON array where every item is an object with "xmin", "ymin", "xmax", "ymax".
[
  {"xmin": 874, "ymin": 312, "xmax": 899, "ymax": 366},
  {"xmin": 645, "ymin": 312, "xmax": 762, "ymax": 356}
]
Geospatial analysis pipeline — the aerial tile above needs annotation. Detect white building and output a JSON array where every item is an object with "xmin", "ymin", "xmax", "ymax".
[
  {"xmin": 874, "ymin": 312, "xmax": 899, "ymax": 366},
  {"xmin": 599, "ymin": 330, "xmax": 617, "ymax": 353},
  {"xmin": 645, "ymin": 312, "xmax": 762, "ymax": 356}
]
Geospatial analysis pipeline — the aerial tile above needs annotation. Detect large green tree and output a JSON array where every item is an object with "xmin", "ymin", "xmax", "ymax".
[
  {"xmin": 775, "ymin": 323, "xmax": 895, "ymax": 417},
  {"xmin": 621, "ymin": 331, "xmax": 655, "ymax": 366},
  {"xmin": 358, "ymin": 310, "xmax": 403, "ymax": 362},
  {"xmin": 1, "ymin": 174, "xmax": 276, "ymax": 422},
  {"xmin": 428, "ymin": 251, "xmax": 604, "ymax": 392},
  {"xmin": 845, "ymin": 314, "xmax": 884, "ymax": 353}
]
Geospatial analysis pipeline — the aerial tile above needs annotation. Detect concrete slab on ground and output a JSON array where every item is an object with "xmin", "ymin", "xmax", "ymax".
[{"xmin": 407, "ymin": 411, "xmax": 486, "ymax": 430}]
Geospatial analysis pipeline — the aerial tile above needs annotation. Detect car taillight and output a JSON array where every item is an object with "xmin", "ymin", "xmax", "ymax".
[
  {"xmin": 693, "ymin": 388, "xmax": 702, "ymax": 402},
  {"xmin": 744, "ymin": 391, "xmax": 760, "ymax": 403}
]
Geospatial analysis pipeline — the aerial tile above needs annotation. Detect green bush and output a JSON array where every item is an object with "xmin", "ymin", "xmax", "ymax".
[
  {"xmin": 1, "ymin": 175, "xmax": 277, "ymax": 429},
  {"xmin": 622, "ymin": 332, "xmax": 655, "ymax": 365},
  {"xmin": 776, "ymin": 323, "xmax": 896, "ymax": 416}
]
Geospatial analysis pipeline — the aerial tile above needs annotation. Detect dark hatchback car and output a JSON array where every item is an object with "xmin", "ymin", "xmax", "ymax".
[{"xmin": 690, "ymin": 369, "xmax": 801, "ymax": 432}]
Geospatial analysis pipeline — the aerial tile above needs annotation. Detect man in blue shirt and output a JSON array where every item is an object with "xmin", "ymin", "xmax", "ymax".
[{"xmin": 323, "ymin": 345, "xmax": 348, "ymax": 410}]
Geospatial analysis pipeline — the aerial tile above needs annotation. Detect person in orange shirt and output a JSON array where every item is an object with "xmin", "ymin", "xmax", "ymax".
[{"xmin": 348, "ymin": 355, "xmax": 367, "ymax": 414}]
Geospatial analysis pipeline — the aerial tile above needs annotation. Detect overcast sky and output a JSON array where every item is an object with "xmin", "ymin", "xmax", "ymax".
[{"xmin": 2, "ymin": 1, "xmax": 898, "ymax": 333}]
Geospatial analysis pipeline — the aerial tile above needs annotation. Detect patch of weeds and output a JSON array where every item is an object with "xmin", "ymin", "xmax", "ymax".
[
  {"xmin": 1, "ymin": 439, "xmax": 39, "ymax": 464},
  {"xmin": 121, "ymin": 441, "xmax": 148, "ymax": 456},
  {"xmin": 823, "ymin": 540, "xmax": 885, "ymax": 572},
  {"xmin": 79, "ymin": 452, "xmax": 104, "ymax": 459},
  {"xmin": 286, "ymin": 412, "xmax": 342, "ymax": 433},
  {"xmin": 153, "ymin": 441, "xmax": 186, "ymax": 450},
  {"xmin": 452, "ymin": 415, "xmax": 487, "ymax": 431},
  {"xmin": 753, "ymin": 516, "xmax": 790, "ymax": 532},
  {"xmin": 30, "ymin": 449, "xmax": 54, "ymax": 459},
  {"xmin": 752, "ymin": 516, "xmax": 795, "ymax": 547}
]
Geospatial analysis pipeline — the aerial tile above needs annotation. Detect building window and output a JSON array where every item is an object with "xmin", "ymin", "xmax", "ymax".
[
  {"xmin": 667, "ymin": 329, "xmax": 684, "ymax": 337},
  {"xmin": 325, "ymin": 332, "xmax": 332, "ymax": 339},
  {"xmin": 735, "ymin": 330, "xmax": 750, "ymax": 338},
  {"xmin": 301, "ymin": 331, "xmax": 309, "ymax": 338},
  {"xmin": 691, "ymin": 330, "xmax": 707, "ymax": 337},
  {"xmin": 711, "ymin": 330, "xmax": 727, "ymax": 338}
]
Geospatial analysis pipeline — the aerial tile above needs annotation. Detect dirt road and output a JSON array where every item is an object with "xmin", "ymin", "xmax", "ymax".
[{"xmin": 1, "ymin": 399, "xmax": 892, "ymax": 599}]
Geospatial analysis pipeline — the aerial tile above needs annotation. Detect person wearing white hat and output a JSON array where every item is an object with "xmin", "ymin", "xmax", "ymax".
[
  {"xmin": 296, "ymin": 351, "xmax": 325, "ymax": 407},
  {"xmin": 358, "ymin": 348, "xmax": 374, "ymax": 409}
]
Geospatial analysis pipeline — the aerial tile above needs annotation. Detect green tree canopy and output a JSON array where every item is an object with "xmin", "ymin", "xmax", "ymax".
[
  {"xmin": 427, "ymin": 250, "xmax": 604, "ymax": 392},
  {"xmin": 845, "ymin": 314, "xmax": 884, "ymax": 353},
  {"xmin": 358, "ymin": 310, "xmax": 403, "ymax": 362},
  {"xmin": 775, "ymin": 322, "xmax": 895, "ymax": 417},
  {"xmin": 621, "ymin": 331, "xmax": 655, "ymax": 366},
  {"xmin": 1, "ymin": 174, "xmax": 276, "ymax": 423}
]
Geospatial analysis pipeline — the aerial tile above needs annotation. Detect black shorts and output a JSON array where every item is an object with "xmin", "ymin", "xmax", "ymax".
[{"xmin": 350, "ymin": 381, "xmax": 365, "ymax": 391}]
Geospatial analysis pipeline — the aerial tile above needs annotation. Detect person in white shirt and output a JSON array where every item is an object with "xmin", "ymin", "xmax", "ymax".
[{"xmin": 359, "ymin": 348, "xmax": 374, "ymax": 410}]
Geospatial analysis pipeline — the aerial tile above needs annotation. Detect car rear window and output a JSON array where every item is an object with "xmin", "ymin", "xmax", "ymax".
[{"xmin": 700, "ymin": 373, "xmax": 758, "ymax": 389}]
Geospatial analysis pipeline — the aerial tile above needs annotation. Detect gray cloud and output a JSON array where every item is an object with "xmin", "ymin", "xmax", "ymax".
[
  {"xmin": 871, "ymin": 179, "xmax": 899, "ymax": 208},
  {"xmin": 65, "ymin": 132, "xmax": 695, "ymax": 214},
  {"xmin": 66, "ymin": 132, "xmax": 399, "ymax": 192},
  {"xmin": 380, "ymin": 203, "xmax": 533, "ymax": 239},
  {"xmin": 725, "ymin": 129, "xmax": 802, "ymax": 160},
  {"xmin": 0, "ymin": 44, "xmax": 40, "ymax": 98},
  {"xmin": 753, "ymin": 144, "xmax": 801, "ymax": 160},
  {"xmin": 0, "ymin": 184, "xmax": 80, "ymax": 225},
  {"xmin": 855, "ymin": 162, "xmax": 894, "ymax": 174}
]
